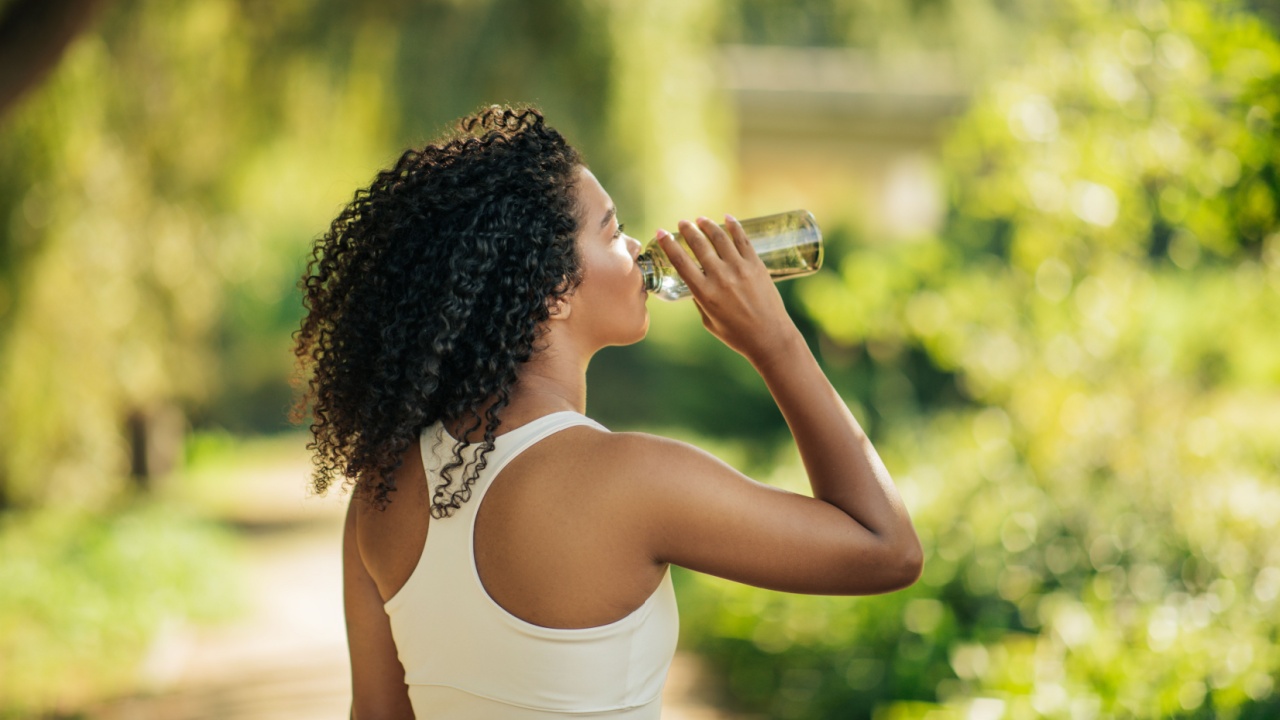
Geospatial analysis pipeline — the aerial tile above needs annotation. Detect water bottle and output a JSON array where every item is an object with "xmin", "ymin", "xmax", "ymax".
[{"xmin": 638, "ymin": 209, "xmax": 823, "ymax": 301}]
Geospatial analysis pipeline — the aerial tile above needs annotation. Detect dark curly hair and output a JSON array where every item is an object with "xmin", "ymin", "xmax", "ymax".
[{"xmin": 290, "ymin": 105, "xmax": 585, "ymax": 516}]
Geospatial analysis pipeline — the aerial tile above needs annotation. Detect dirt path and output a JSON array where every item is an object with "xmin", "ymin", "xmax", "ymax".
[{"xmin": 86, "ymin": 461, "xmax": 738, "ymax": 719}]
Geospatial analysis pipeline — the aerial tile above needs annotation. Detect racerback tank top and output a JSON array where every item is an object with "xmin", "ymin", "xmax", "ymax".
[{"xmin": 383, "ymin": 411, "xmax": 680, "ymax": 718}]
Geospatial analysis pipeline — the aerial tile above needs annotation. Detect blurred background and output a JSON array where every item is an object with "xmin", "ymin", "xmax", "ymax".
[{"xmin": 2, "ymin": 0, "xmax": 1279, "ymax": 717}]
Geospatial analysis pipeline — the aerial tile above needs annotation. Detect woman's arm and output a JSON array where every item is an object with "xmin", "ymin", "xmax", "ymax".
[
  {"xmin": 624, "ymin": 217, "xmax": 922, "ymax": 594},
  {"xmin": 343, "ymin": 500, "xmax": 414, "ymax": 720}
]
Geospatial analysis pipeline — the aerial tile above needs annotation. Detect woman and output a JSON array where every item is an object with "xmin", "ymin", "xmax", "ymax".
[{"xmin": 292, "ymin": 105, "xmax": 922, "ymax": 719}]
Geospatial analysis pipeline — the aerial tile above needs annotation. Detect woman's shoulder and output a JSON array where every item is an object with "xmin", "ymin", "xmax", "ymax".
[
  {"xmin": 556, "ymin": 423, "xmax": 694, "ymax": 456},
  {"xmin": 553, "ymin": 426, "xmax": 738, "ymax": 491}
]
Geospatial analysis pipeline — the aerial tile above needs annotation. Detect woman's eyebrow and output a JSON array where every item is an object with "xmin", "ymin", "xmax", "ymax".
[{"xmin": 599, "ymin": 205, "xmax": 616, "ymax": 231}]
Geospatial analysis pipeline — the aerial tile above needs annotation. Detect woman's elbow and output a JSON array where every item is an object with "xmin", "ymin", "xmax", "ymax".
[
  {"xmin": 894, "ymin": 538, "xmax": 925, "ymax": 590},
  {"xmin": 846, "ymin": 537, "xmax": 923, "ymax": 594}
]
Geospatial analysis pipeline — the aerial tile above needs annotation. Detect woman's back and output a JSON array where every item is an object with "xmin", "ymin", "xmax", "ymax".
[{"xmin": 353, "ymin": 411, "xmax": 678, "ymax": 717}]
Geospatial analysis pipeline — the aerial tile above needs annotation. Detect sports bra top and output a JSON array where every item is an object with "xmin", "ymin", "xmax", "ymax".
[{"xmin": 383, "ymin": 411, "xmax": 679, "ymax": 718}]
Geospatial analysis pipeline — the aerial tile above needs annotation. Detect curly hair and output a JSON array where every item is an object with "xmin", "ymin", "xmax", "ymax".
[{"xmin": 290, "ymin": 105, "xmax": 585, "ymax": 516}]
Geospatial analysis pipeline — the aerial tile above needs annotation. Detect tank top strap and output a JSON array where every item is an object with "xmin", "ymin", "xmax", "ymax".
[
  {"xmin": 499, "ymin": 410, "xmax": 609, "ymax": 456},
  {"xmin": 422, "ymin": 411, "xmax": 608, "ymax": 508}
]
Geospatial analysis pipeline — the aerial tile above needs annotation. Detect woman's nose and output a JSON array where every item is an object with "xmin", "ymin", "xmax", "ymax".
[{"xmin": 626, "ymin": 234, "xmax": 642, "ymax": 259}]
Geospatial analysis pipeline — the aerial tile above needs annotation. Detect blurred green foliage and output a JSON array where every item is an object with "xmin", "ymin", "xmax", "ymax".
[
  {"xmin": 676, "ymin": 0, "xmax": 1280, "ymax": 718},
  {"xmin": 0, "ymin": 0, "xmax": 732, "ymax": 508},
  {"xmin": 0, "ymin": 503, "xmax": 241, "ymax": 717}
]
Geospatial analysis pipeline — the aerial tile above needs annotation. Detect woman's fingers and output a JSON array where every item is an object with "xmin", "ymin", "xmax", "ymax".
[
  {"xmin": 662, "ymin": 215, "xmax": 770, "ymax": 312},
  {"xmin": 696, "ymin": 216, "xmax": 739, "ymax": 264},
  {"xmin": 656, "ymin": 230, "xmax": 704, "ymax": 291},
  {"xmin": 663, "ymin": 215, "xmax": 796, "ymax": 361},
  {"xmin": 677, "ymin": 218, "xmax": 723, "ymax": 272},
  {"xmin": 724, "ymin": 214, "xmax": 759, "ymax": 262}
]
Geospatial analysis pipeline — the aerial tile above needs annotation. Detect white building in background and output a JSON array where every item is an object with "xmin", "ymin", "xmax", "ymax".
[{"xmin": 719, "ymin": 45, "xmax": 972, "ymax": 241}]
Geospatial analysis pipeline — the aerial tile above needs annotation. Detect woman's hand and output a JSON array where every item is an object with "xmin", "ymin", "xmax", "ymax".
[{"xmin": 657, "ymin": 216, "xmax": 800, "ymax": 367}]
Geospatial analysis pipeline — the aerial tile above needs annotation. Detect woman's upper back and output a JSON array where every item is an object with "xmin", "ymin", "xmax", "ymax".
[{"xmin": 356, "ymin": 411, "xmax": 678, "ymax": 716}]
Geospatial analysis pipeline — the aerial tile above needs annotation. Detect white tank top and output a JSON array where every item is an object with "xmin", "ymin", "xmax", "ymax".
[{"xmin": 383, "ymin": 411, "xmax": 680, "ymax": 718}]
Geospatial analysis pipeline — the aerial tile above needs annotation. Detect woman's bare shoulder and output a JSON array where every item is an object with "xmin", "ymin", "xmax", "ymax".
[
  {"xmin": 569, "ymin": 426, "xmax": 724, "ymax": 464},
  {"xmin": 565, "ymin": 426, "xmax": 751, "ymax": 496}
]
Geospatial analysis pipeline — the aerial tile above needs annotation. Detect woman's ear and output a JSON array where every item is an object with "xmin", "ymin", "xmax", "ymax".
[{"xmin": 547, "ymin": 295, "xmax": 572, "ymax": 321}]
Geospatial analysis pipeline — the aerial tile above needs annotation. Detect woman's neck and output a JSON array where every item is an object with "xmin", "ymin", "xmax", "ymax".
[
  {"xmin": 509, "ymin": 344, "xmax": 588, "ymax": 413},
  {"xmin": 443, "ymin": 348, "xmax": 589, "ymax": 442}
]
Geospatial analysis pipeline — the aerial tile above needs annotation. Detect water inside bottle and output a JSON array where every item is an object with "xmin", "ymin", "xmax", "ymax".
[{"xmin": 641, "ymin": 210, "xmax": 822, "ymax": 301}]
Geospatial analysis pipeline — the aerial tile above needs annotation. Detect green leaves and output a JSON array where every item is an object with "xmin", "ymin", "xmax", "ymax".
[{"xmin": 680, "ymin": 1, "xmax": 1280, "ymax": 717}]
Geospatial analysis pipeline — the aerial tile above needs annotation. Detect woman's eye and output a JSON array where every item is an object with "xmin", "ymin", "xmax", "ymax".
[{"xmin": 613, "ymin": 223, "xmax": 625, "ymax": 240}]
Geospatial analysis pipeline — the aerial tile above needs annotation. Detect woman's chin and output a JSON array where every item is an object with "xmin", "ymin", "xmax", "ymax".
[{"xmin": 631, "ymin": 314, "xmax": 650, "ymax": 344}]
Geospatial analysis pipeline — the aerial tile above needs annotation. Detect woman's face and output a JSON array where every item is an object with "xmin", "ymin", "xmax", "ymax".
[{"xmin": 561, "ymin": 166, "xmax": 648, "ymax": 348}]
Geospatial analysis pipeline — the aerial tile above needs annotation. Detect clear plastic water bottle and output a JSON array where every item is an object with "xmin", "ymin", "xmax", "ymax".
[{"xmin": 638, "ymin": 209, "xmax": 823, "ymax": 301}]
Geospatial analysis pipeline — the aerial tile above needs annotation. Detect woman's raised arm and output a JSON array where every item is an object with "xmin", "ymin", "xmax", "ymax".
[{"xmin": 622, "ymin": 216, "xmax": 921, "ymax": 594}]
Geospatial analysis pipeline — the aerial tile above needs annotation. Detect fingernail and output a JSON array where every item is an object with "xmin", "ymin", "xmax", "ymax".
[{"xmin": 725, "ymin": 214, "xmax": 737, "ymax": 223}]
